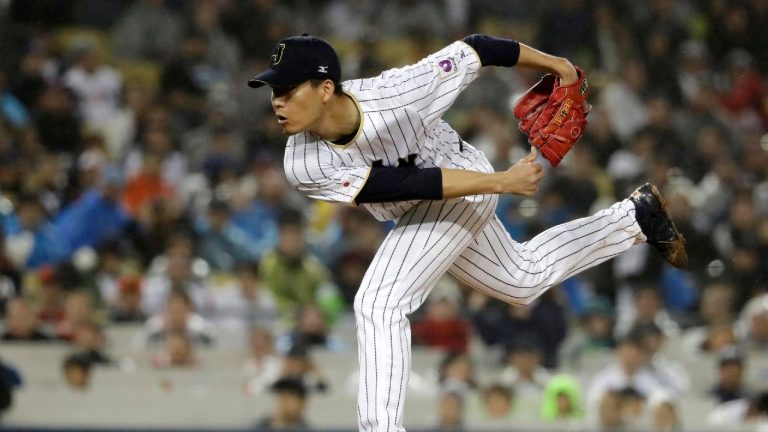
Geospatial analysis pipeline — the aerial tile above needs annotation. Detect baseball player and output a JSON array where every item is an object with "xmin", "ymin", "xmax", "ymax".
[{"xmin": 247, "ymin": 33, "xmax": 686, "ymax": 431}]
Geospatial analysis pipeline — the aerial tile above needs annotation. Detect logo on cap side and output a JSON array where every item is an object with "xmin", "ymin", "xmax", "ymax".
[
  {"xmin": 271, "ymin": 43, "xmax": 286, "ymax": 66},
  {"xmin": 318, "ymin": 66, "xmax": 328, "ymax": 73}
]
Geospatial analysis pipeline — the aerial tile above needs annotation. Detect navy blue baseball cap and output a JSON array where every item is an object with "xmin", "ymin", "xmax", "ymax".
[{"xmin": 248, "ymin": 34, "xmax": 341, "ymax": 88}]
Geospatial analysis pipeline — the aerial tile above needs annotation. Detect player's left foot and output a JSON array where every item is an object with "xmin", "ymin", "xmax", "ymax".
[{"xmin": 629, "ymin": 183, "xmax": 688, "ymax": 268}]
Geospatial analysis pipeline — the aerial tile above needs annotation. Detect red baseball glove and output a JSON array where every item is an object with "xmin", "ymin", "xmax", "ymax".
[{"xmin": 513, "ymin": 67, "xmax": 591, "ymax": 167}]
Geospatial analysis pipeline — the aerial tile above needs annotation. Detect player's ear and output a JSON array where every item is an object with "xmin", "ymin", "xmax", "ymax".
[{"xmin": 321, "ymin": 79, "xmax": 335, "ymax": 102}]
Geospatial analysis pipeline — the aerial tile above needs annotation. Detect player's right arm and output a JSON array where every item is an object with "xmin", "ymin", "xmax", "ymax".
[
  {"xmin": 354, "ymin": 147, "xmax": 544, "ymax": 204},
  {"xmin": 441, "ymin": 147, "xmax": 544, "ymax": 198},
  {"xmin": 286, "ymin": 136, "xmax": 544, "ymax": 205}
]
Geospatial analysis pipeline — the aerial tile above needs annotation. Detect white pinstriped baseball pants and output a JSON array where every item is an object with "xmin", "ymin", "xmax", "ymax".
[{"xmin": 353, "ymin": 191, "xmax": 644, "ymax": 432}]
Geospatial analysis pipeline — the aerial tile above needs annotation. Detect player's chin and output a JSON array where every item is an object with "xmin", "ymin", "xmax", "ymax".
[{"xmin": 281, "ymin": 123, "xmax": 304, "ymax": 136}]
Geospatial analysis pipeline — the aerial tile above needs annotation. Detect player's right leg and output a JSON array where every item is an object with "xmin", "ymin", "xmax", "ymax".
[
  {"xmin": 353, "ymin": 193, "xmax": 498, "ymax": 432},
  {"xmin": 447, "ymin": 183, "xmax": 686, "ymax": 305}
]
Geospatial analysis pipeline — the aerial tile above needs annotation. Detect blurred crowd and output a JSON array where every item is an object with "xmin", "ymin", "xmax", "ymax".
[{"xmin": 0, "ymin": 0, "xmax": 768, "ymax": 430}]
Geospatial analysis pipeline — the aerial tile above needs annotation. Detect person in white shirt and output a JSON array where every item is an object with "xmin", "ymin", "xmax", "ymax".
[
  {"xmin": 63, "ymin": 44, "xmax": 122, "ymax": 130},
  {"xmin": 586, "ymin": 332, "xmax": 667, "ymax": 410}
]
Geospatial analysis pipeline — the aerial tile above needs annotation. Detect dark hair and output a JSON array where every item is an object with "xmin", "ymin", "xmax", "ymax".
[
  {"xmin": 310, "ymin": 79, "xmax": 343, "ymax": 95},
  {"xmin": 618, "ymin": 386, "xmax": 645, "ymax": 401},
  {"xmin": 278, "ymin": 208, "xmax": 304, "ymax": 229},
  {"xmin": 751, "ymin": 392, "xmax": 768, "ymax": 415},
  {"xmin": 63, "ymin": 354, "xmax": 91, "ymax": 372},
  {"xmin": 270, "ymin": 377, "xmax": 307, "ymax": 398},
  {"xmin": 483, "ymin": 384, "xmax": 513, "ymax": 402}
]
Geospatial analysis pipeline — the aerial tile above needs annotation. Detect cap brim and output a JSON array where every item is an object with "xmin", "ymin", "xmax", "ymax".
[{"xmin": 247, "ymin": 68, "xmax": 307, "ymax": 88}]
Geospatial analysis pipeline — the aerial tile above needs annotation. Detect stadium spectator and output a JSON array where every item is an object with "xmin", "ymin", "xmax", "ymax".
[
  {"xmin": 33, "ymin": 84, "xmax": 82, "ymax": 154},
  {"xmin": 208, "ymin": 261, "xmax": 277, "ymax": 326},
  {"xmin": 256, "ymin": 377, "xmax": 310, "ymax": 431},
  {"xmin": 3, "ymin": 195, "xmax": 66, "ymax": 268},
  {"xmin": 243, "ymin": 327, "xmax": 282, "ymax": 395},
  {"xmin": 122, "ymin": 153, "xmax": 176, "ymax": 218},
  {"xmin": 124, "ymin": 126, "xmax": 187, "ymax": 192},
  {"xmin": 93, "ymin": 243, "xmax": 124, "ymax": 308},
  {"xmin": 618, "ymin": 386, "xmax": 647, "ymax": 430},
  {"xmin": 159, "ymin": 28, "xmax": 212, "ymax": 127},
  {"xmin": 479, "ymin": 384, "xmax": 514, "ymax": 423},
  {"xmin": 709, "ymin": 391, "xmax": 768, "ymax": 426},
  {"xmin": 438, "ymin": 352, "xmax": 477, "ymax": 393},
  {"xmin": 560, "ymin": 296, "xmax": 615, "ymax": 368},
  {"xmin": 144, "ymin": 289, "xmax": 215, "ymax": 347},
  {"xmin": 62, "ymin": 42, "xmax": 123, "ymax": 131},
  {"xmin": 0, "ymin": 356, "xmax": 22, "ymax": 413},
  {"xmin": 634, "ymin": 323, "xmax": 690, "ymax": 397},
  {"xmin": 260, "ymin": 209, "xmax": 339, "ymax": 325},
  {"xmin": 102, "ymin": 83, "xmax": 152, "ymax": 161},
  {"xmin": 595, "ymin": 389, "xmax": 623, "ymax": 431},
  {"xmin": 0, "ymin": 71, "xmax": 30, "ymax": 129},
  {"xmin": 71, "ymin": 320, "xmax": 112, "ymax": 366},
  {"xmin": 62, "ymin": 353, "xmax": 91, "ymax": 390},
  {"xmin": 194, "ymin": 199, "xmax": 259, "ymax": 272},
  {"xmin": 53, "ymin": 166, "xmax": 130, "ymax": 257},
  {"xmin": 229, "ymin": 162, "xmax": 285, "ymax": 260},
  {"xmin": 681, "ymin": 281, "xmax": 736, "ymax": 354},
  {"xmin": 616, "ymin": 285, "xmax": 680, "ymax": 340},
  {"xmin": 111, "ymin": 0, "xmax": 183, "ymax": 61},
  {"xmin": 710, "ymin": 346, "xmax": 748, "ymax": 404},
  {"xmin": 541, "ymin": 374, "xmax": 584, "ymax": 422},
  {"xmin": 470, "ymin": 290, "xmax": 567, "ymax": 368},
  {"xmin": 434, "ymin": 389, "xmax": 465, "ymax": 431},
  {"xmin": 499, "ymin": 338, "xmax": 551, "ymax": 421},
  {"xmin": 279, "ymin": 304, "xmax": 344, "ymax": 353},
  {"xmin": 141, "ymin": 233, "xmax": 210, "ymax": 316},
  {"xmin": 276, "ymin": 345, "xmax": 329, "ymax": 394},
  {"xmin": 650, "ymin": 395, "xmax": 681, "ymax": 432},
  {"xmin": 736, "ymin": 293, "xmax": 768, "ymax": 352},
  {"xmin": 108, "ymin": 276, "xmax": 146, "ymax": 323},
  {"xmin": 55, "ymin": 289, "xmax": 96, "ymax": 341},
  {"xmin": 152, "ymin": 330, "xmax": 196, "ymax": 368},
  {"xmin": 586, "ymin": 332, "xmax": 667, "ymax": 410},
  {"xmin": 35, "ymin": 265, "xmax": 66, "ymax": 323},
  {"xmin": 1, "ymin": 297, "xmax": 53, "ymax": 341},
  {"xmin": 412, "ymin": 288, "xmax": 471, "ymax": 353}
]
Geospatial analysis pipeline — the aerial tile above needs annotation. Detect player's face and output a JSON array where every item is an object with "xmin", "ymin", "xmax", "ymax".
[{"xmin": 270, "ymin": 81, "xmax": 325, "ymax": 135}]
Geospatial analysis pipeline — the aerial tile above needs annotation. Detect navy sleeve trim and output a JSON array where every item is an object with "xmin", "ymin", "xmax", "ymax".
[
  {"xmin": 462, "ymin": 34, "xmax": 520, "ymax": 67},
  {"xmin": 355, "ymin": 167, "xmax": 443, "ymax": 204}
]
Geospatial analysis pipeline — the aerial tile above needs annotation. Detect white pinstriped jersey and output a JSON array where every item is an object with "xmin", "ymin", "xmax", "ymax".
[{"xmin": 283, "ymin": 41, "xmax": 487, "ymax": 221}]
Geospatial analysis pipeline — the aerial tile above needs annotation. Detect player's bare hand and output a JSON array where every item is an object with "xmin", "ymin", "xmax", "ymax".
[
  {"xmin": 502, "ymin": 147, "xmax": 545, "ymax": 197},
  {"xmin": 556, "ymin": 58, "xmax": 578, "ymax": 85}
]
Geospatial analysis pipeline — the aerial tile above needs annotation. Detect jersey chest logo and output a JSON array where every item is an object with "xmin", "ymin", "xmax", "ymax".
[{"xmin": 372, "ymin": 154, "xmax": 417, "ymax": 168}]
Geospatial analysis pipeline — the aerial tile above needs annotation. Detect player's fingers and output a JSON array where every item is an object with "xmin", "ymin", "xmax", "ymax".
[{"xmin": 523, "ymin": 146, "xmax": 538, "ymax": 162}]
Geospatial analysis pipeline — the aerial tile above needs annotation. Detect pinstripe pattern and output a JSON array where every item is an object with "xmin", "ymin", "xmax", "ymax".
[
  {"xmin": 279, "ymin": 40, "xmax": 649, "ymax": 432},
  {"xmin": 448, "ymin": 200, "xmax": 642, "ymax": 306},
  {"xmin": 354, "ymin": 188, "xmax": 498, "ymax": 432},
  {"xmin": 283, "ymin": 41, "xmax": 483, "ymax": 221}
]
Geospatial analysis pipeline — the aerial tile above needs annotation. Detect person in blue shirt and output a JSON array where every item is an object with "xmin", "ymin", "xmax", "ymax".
[{"xmin": 54, "ymin": 166, "xmax": 130, "ymax": 256}]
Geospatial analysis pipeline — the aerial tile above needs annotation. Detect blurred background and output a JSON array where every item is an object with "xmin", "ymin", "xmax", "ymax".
[{"xmin": 0, "ymin": 0, "xmax": 767, "ymax": 431}]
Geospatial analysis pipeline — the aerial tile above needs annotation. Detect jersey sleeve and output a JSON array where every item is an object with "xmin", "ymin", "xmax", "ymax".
[
  {"xmin": 386, "ymin": 41, "xmax": 481, "ymax": 129},
  {"xmin": 284, "ymin": 137, "xmax": 371, "ymax": 205}
]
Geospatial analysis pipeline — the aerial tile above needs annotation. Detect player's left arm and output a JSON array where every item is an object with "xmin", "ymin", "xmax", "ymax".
[{"xmin": 461, "ymin": 34, "xmax": 578, "ymax": 85}]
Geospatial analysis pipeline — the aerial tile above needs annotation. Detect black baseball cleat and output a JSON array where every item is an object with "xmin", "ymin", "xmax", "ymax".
[{"xmin": 628, "ymin": 183, "xmax": 688, "ymax": 268}]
